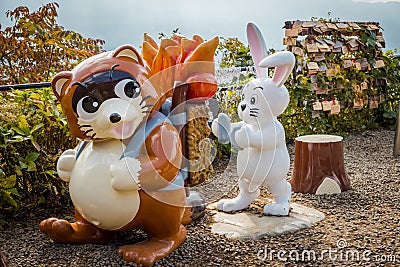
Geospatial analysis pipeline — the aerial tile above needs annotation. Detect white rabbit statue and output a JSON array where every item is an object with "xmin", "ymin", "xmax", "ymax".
[{"xmin": 212, "ymin": 23, "xmax": 295, "ymax": 216}]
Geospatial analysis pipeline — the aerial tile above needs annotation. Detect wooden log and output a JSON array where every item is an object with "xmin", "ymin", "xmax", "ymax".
[
  {"xmin": 290, "ymin": 134, "xmax": 351, "ymax": 194},
  {"xmin": 185, "ymin": 102, "xmax": 214, "ymax": 186}
]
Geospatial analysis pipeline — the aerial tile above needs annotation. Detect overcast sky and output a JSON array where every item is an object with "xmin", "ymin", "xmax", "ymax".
[{"xmin": 1, "ymin": 0, "xmax": 399, "ymax": 53}]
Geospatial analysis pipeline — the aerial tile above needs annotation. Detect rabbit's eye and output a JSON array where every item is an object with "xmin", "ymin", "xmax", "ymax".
[{"xmin": 250, "ymin": 94, "xmax": 258, "ymax": 105}]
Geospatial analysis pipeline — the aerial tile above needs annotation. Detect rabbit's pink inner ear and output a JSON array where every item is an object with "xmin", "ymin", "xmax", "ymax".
[
  {"xmin": 247, "ymin": 23, "xmax": 267, "ymax": 78},
  {"xmin": 273, "ymin": 65, "xmax": 291, "ymax": 87}
]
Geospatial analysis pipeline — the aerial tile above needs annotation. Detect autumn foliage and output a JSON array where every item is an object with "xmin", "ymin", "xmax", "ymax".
[
  {"xmin": 0, "ymin": 2, "xmax": 104, "ymax": 85},
  {"xmin": 0, "ymin": 3, "xmax": 104, "ymax": 226}
]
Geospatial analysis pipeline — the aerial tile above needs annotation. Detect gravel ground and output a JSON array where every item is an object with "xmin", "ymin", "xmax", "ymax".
[{"xmin": 1, "ymin": 129, "xmax": 399, "ymax": 266}]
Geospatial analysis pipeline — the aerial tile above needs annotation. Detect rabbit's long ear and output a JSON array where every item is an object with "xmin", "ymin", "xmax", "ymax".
[
  {"xmin": 259, "ymin": 51, "xmax": 295, "ymax": 87},
  {"xmin": 246, "ymin": 23, "xmax": 267, "ymax": 78}
]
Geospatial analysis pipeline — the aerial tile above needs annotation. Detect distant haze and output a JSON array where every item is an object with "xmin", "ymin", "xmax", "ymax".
[{"xmin": 1, "ymin": 0, "xmax": 399, "ymax": 53}]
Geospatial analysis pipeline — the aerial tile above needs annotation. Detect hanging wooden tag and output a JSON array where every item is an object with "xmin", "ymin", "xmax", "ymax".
[
  {"xmin": 313, "ymin": 100, "xmax": 323, "ymax": 111},
  {"xmin": 342, "ymin": 45, "xmax": 349, "ymax": 54},
  {"xmin": 322, "ymin": 99, "xmax": 332, "ymax": 111},
  {"xmin": 314, "ymin": 53, "xmax": 326, "ymax": 61},
  {"xmin": 344, "ymin": 59, "xmax": 353, "ymax": 68},
  {"xmin": 307, "ymin": 43, "xmax": 319, "ymax": 53},
  {"xmin": 326, "ymin": 69, "xmax": 335, "ymax": 77},
  {"xmin": 360, "ymin": 58, "xmax": 369, "ymax": 69},
  {"xmin": 376, "ymin": 35, "xmax": 385, "ymax": 48},
  {"xmin": 292, "ymin": 46, "xmax": 304, "ymax": 56},
  {"xmin": 283, "ymin": 37, "xmax": 297, "ymax": 46},
  {"xmin": 307, "ymin": 62, "xmax": 319, "ymax": 74},
  {"xmin": 317, "ymin": 42, "xmax": 331, "ymax": 52},
  {"xmin": 353, "ymin": 98, "xmax": 364, "ymax": 109},
  {"xmin": 285, "ymin": 28, "xmax": 299, "ymax": 37},
  {"xmin": 374, "ymin": 59, "xmax": 385, "ymax": 69},
  {"xmin": 361, "ymin": 82, "xmax": 368, "ymax": 90},
  {"xmin": 326, "ymin": 23, "xmax": 338, "ymax": 30},
  {"xmin": 330, "ymin": 100, "xmax": 341, "ymax": 115},
  {"xmin": 369, "ymin": 98, "xmax": 379, "ymax": 109},
  {"xmin": 333, "ymin": 41, "xmax": 343, "ymax": 49}
]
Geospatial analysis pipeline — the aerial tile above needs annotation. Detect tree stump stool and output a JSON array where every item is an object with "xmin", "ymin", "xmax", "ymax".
[{"xmin": 290, "ymin": 134, "xmax": 351, "ymax": 195}]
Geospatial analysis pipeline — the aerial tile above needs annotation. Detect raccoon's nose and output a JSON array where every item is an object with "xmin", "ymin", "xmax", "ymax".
[
  {"xmin": 241, "ymin": 103, "xmax": 247, "ymax": 111},
  {"xmin": 109, "ymin": 113, "xmax": 121, "ymax": 123}
]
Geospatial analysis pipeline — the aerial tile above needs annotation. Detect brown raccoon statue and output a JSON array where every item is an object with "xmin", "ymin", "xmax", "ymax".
[{"xmin": 40, "ymin": 44, "xmax": 189, "ymax": 266}]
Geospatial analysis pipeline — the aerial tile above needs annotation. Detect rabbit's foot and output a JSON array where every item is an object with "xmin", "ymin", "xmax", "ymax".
[
  {"xmin": 217, "ymin": 198, "xmax": 249, "ymax": 212},
  {"xmin": 217, "ymin": 190, "xmax": 259, "ymax": 212},
  {"xmin": 263, "ymin": 202, "xmax": 290, "ymax": 216}
]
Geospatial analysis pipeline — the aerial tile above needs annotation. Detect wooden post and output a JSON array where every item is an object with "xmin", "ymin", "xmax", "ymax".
[
  {"xmin": 170, "ymin": 83, "xmax": 214, "ymax": 187},
  {"xmin": 290, "ymin": 134, "xmax": 351, "ymax": 194},
  {"xmin": 0, "ymin": 251, "xmax": 8, "ymax": 267},
  {"xmin": 393, "ymin": 102, "xmax": 400, "ymax": 157}
]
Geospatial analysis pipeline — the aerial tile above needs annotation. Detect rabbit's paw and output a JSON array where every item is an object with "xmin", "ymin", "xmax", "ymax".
[
  {"xmin": 211, "ymin": 118, "xmax": 220, "ymax": 137},
  {"xmin": 264, "ymin": 202, "xmax": 290, "ymax": 216},
  {"xmin": 235, "ymin": 126, "xmax": 252, "ymax": 148}
]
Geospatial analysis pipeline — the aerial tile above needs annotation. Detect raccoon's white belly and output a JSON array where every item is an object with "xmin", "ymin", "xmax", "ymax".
[{"xmin": 69, "ymin": 140, "xmax": 140, "ymax": 231}]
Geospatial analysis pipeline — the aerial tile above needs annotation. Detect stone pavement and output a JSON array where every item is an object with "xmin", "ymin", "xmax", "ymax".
[{"xmin": 208, "ymin": 198, "xmax": 324, "ymax": 240}]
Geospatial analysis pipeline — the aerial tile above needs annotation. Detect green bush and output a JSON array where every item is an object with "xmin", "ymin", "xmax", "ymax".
[
  {"xmin": 215, "ymin": 47, "xmax": 400, "ymax": 149},
  {"xmin": 0, "ymin": 88, "xmax": 76, "ymax": 226},
  {"xmin": 283, "ymin": 49, "xmax": 399, "ymax": 138}
]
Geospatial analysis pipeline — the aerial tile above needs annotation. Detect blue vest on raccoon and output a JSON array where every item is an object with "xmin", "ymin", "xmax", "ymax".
[{"xmin": 75, "ymin": 108, "xmax": 187, "ymax": 191}]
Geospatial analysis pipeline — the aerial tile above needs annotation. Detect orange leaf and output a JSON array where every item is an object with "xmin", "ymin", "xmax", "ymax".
[
  {"xmin": 142, "ymin": 41, "xmax": 158, "ymax": 67},
  {"xmin": 192, "ymin": 34, "xmax": 204, "ymax": 44},
  {"xmin": 143, "ymin": 33, "xmax": 158, "ymax": 50},
  {"xmin": 184, "ymin": 36, "xmax": 219, "ymax": 63},
  {"xmin": 151, "ymin": 47, "xmax": 165, "ymax": 74},
  {"xmin": 181, "ymin": 38, "xmax": 198, "ymax": 53},
  {"xmin": 165, "ymin": 46, "xmax": 181, "ymax": 61},
  {"xmin": 171, "ymin": 33, "xmax": 185, "ymax": 44},
  {"xmin": 160, "ymin": 38, "xmax": 179, "ymax": 49}
]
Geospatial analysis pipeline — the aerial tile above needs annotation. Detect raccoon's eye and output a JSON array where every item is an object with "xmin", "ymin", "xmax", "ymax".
[
  {"xmin": 124, "ymin": 81, "xmax": 141, "ymax": 98},
  {"xmin": 76, "ymin": 96, "xmax": 99, "ymax": 119},
  {"xmin": 82, "ymin": 96, "xmax": 99, "ymax": 113},
  {"xmin": 115, "ymin": 79, "xmax": 141, "ymax": 100},
  {"xmin": 250, "ymin": 94, "xmax": 258, "ymax": 105}
]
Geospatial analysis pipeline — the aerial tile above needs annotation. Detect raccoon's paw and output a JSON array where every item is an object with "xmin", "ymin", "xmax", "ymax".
[{"xmin": 110, "ymin": 157, "xmax": 141, "ymax": 191}]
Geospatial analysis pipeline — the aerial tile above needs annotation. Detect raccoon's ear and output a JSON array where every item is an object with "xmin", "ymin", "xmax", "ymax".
[
  {"xmin": 51, "ymin": 71, "xmax": 73, "ymax": 99},
  {"xmin": 113, "ymin": 45, "xmax": 144, "ymax": 66}
]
